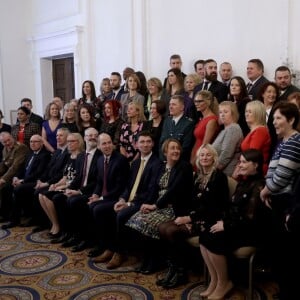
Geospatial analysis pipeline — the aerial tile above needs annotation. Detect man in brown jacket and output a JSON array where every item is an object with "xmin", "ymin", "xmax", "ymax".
[{"xmin": 0, "ymin": 132, "xmax": 29, "ymax": 221}]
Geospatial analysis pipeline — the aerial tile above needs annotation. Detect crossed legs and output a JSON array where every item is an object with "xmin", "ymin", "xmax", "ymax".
[{"xmin": 39, "ymin": 194, "xmax": 60, "ymax": 234}]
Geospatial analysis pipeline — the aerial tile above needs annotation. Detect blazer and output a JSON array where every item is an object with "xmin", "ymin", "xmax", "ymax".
[
  {"xmin": 39, "ymin": 147, "xmax": 70, "ymax": 184},
  {"xmin": 20, "ymin": 147, "xmax": 51, "ymax": 183},
  {"xmin": 29, "ymin": 113, "xmax": 44, "ymax": 127},
  {"xmin": 278, "ymin": 84, "xmax": 300, "ymax": 101},
  {"xmin": 11, "ymin": 122, "xmax": 41, "ymax": 147},
  {"xmin": 159, "ymin": 115, "xmax": 195, "ymax": 161},
  {"xmin": 93, "ymin": 150, "xmax": 130, "ymax": 201},
  {"xmin": 121, "ymin": 153, "xmax": 161, "ymax": 206},
  {"xmin": 194, "ymin": 80, "xmax": 229, "ymax": 103},
  {"xmin": 156, "ymin": 160, "xmax": 194, "ymax": 216},
  {"xmin": 0, "ymin": 142, "xmax": 30, "ymax": 182},
  {"xmin": 247, "ymin": 76, "xmax": 269, "ymax": 100},
  {"xmin": 69, "ymin": 149, "xmax": 102, "ymax": 196}
]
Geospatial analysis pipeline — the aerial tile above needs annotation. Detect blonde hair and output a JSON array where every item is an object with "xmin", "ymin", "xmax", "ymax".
[
  {"xmin": 195, "ymin": 90, "xmax": 219, "ymax": 115},
  {"xmin": 147, "ymin": 77, "xmax": 163, "ymax": 94},
  {"xmin": 246, "ymin": 100, "xmax": 266, "ymax": 126},
  {"xmin": 128, "ymin": 101, "xmax": 146, "ymax": 122},
  {"xmin": 195, "ymin": 143, "xmax": 219, "ymax": 173},
  {"xmin": 68, "ymin": 133, "xmax": 85, "ymax": 152},
  {"xmin": 219, "ymin": 101, "xmax": 239, "ymax": 123},
  {"xmin": 184, "ymin": 73, "xmax": 201, "ymax": 87},
  {"xmin": 63, "ymin": 103, "xmax": 77, "ymax": 123}
]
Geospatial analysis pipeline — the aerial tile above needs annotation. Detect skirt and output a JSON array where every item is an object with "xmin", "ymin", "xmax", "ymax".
[{"xmin": 125, "ymin": 207, "xmax": 175, "ymax": 239}]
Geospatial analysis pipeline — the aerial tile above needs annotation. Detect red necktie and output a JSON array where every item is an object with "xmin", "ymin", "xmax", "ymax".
[
  {"xmin": 102, "ymin": 157, "xmax": 109, "ymax": 196},
  {"xmin": 80, "ymin": 153, "xmax": 89, "ymax": 187}
]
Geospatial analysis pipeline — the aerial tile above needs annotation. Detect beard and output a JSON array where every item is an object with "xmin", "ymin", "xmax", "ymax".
[{"xmin": 206, "ymin": 72, "xmax": 218, "ymax": 82}]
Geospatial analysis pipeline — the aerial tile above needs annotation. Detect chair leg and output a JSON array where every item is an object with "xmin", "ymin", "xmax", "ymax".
[{"xmin": 248, "ymin": 253, "xmax": 256, "ymax": 300}]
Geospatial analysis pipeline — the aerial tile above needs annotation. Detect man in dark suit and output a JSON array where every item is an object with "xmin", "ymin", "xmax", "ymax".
[
  {"xmin": 1, "ymin": 135, "xmax": 51, "ymax": 229},
  {"xmin": 29, "ymin": 127, "xmax": 70, "ymax": 231},
  {"xmin": 51, "ymin": 128, "xmax": 101, "ymax": 250},
  {"xmin": 20, "ymin": 98, "xmax": 44, "ymax": 127},
  {"xmin": 275, "ymin": 65, "xmax": 300, "ymax": 101},
  {"xmin": 246, "ymin": 58, "xmax": 269, "ymax": 100},
  {"xmin": 93, "ymin": 131, "xmax": 161, "ymax": 269},
  {"xmin": 194, "ymin": 59, "xmax": 228, "ymax": 103},
  {"xmin": 85, "ymin": 132, "xmax": 130, "ymax": 257},
  {"xmin": 110, "ymin": 72, "xmax": 126, "ymax": 100},
  {"xmin": 159, "ymin": 95, "xmax": 194, "ymax": 161}
]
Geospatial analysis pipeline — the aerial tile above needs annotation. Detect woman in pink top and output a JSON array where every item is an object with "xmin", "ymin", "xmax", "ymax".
[
  {"xmin": 190, "ymin": 90, "xmax": 219, "ymax": 166},
  {"xmin": 239, "ymin": 100, "xmax": 271, "ymax": 175}
]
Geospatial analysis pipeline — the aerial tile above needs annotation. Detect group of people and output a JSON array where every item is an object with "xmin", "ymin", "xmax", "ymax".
[{"xmin": 0, "ymin": 56, "xmax": 300, "ymax": 299}]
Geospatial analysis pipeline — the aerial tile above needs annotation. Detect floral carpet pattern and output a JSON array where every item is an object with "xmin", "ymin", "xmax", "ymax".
[{"xmin": 0, "ymin": 226, "xmax": 278, "ymax": 300}]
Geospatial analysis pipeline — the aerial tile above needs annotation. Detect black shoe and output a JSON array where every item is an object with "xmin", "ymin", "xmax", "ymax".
[
  {"xmin": 71, "ymin": 240, "xmax": 91, "ymax": 252},
  {"xmin": 61, "ymin": 236, "xmax": 80, "ymax": 248},
  {"xmin": 31, "ymin": 226, "xmax": 47, "ymax": 233},
  {"xmin": 51, "ymin": 232, "xmax": 71, "ymax": 244},
  {"xmin": 135, "ymin": 258, "xmax": 149, "ymax": 273},
  {"xmin": 1, "ymin": 221, "xmax": 18, "ymax": 229},
  {"xmin": 140, "ymin": 259, "xmax": 162, "ymax": 275},
  {"xmin": 87, "ymin": 246, "xmax": 103, "ymax": 258},
  {"xmin": 156, "ymin": 265, "xmax": 177, "ymax": 286},
  {"xmin": 161, "ymin": 269, "xmax": 188, "ymax": 289}
]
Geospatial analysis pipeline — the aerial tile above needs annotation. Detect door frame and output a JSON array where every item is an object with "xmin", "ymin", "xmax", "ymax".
[{"xmin": 29, "ymin": 26, "xmax": 83, "ymax": 116}]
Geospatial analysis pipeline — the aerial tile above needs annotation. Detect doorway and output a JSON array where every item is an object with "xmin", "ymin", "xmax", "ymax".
[{"xmin": 52, "ymin": 57, "xmax": 75, "ymax": 103}]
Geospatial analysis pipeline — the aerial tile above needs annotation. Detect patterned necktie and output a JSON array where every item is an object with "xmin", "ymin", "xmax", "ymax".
[
  {"xmin": 247, "ymin": 82, "xmax": 253, "ymax": 92},
  {"xmin": 25, "ymin": 153, "xmax": 36, "ymax": 177},
  {"xmin": 129, "ymin": 159, "xmax": 145, "ymax": 202}
]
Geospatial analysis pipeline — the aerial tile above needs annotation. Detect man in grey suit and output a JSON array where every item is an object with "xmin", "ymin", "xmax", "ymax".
[{"xmin": 275, "ymin": 66, "xmax": 300, "ymax": 101}]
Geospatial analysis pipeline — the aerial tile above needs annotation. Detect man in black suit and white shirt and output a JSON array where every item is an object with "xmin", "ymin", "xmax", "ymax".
[
  {"xmin": 194, "ymin": 59, "xmax": 228, "ymax": 103},
  {"xmin": 246, "ymin": 58, "xmax": 269, "ymax": 100},
  {"xmin": 275, "ymin": 65, "xmax": 300, "ymax": 101},
  {"xmin": 110, "ymin": 72, "xmax": 126, "ymax": 101}
]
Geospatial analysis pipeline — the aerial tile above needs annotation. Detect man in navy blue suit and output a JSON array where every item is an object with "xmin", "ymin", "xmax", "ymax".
[
  {"xmin": 30, "ymin": 127, "xmax": 70, "ymax": 232},
  {"xmin": 93, "ymin": 131, "xmax": 161, "ymax": 269},
  {"xmin": 86, "ymin": 132, "xmax": 130, "ymax": 257}
]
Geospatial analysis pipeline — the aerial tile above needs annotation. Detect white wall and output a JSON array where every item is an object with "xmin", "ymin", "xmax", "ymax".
[
  {"xmin": 0, "ymin": 0, "xmax": 300, "ymax": 122},
  {"xmin": 0, "ymin": 0, "xmax": 34, "ymax": 124}
]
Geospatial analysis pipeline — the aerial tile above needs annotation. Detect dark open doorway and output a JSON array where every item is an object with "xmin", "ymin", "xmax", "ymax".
[{"xmin": 52, "ymin": 57, "xmax": 75, "ymax": 103}]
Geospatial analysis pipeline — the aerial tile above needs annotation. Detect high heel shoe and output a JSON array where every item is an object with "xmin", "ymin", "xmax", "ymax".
[{"xmin": 207, "ymin": 281, "xmax": 233, "ymax": 300}]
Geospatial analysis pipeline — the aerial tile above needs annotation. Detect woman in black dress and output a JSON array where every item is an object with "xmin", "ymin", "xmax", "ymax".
[
  {"xmin": 199, "ymin": 149, "xmax": 266, "ymax": 299},
  {"xmin": 157, "ymin": 143, "xmax": 229, "ymax": 289}
]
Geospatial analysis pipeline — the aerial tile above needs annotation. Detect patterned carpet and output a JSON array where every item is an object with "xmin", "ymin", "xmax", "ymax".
[{"xmin": 0, "ymin": 225, "xmax": 279, "ymax": 299}]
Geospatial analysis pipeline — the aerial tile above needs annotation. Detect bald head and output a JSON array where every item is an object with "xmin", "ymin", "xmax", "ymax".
[{"xmin": 30, "ymin": 134, "xmax": 43, "ymax": 151}]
